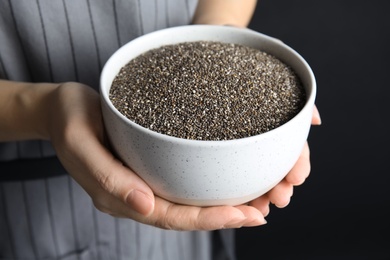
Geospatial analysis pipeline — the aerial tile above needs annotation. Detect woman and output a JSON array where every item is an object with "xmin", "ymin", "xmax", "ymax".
[{"xmin": 0, "ymin": 0, "xmax": 321, "ymax": 259}]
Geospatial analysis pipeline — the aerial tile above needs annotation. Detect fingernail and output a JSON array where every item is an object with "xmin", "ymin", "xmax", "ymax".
[
  {"xmin": 223, "ymin": 216, "xmax": 247, "ymax": 229},
  {"xmin": 126, "ymin": 190, "xmax": 154, "ymax": 216},
  {"xmin": 251, "ymin": 218, "xmax": 267, "ymax": 226},
  {"xmin": 245, "ymin": 214, "xmax": 267, "ymax": 227}
]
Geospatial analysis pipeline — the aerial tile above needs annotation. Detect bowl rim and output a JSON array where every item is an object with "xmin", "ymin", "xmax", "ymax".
[{"xmin": 100, "ymin": 24, "xmax": 316, "ymax": 147}]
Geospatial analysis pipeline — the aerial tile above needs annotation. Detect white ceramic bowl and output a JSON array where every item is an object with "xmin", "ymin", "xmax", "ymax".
[{"xmin": 100, "ymin": 25, "xmax": 316, "ymax": 206}]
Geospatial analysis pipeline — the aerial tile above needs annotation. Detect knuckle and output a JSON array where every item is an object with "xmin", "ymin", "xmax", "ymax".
[
  {"xmin": 92, "ymin": 160, "xmax": 130, "ymax": 201},
  {"xmin": 152, "ymin": 205, "xmax": 177, "ymax": 230},
  {"xmin": 95, "ymin": 170, "xmax": 116, "ymax": 194},
  {"xmin": 154, "ymin": 214, "xmax": 174, "ymax": 230}
]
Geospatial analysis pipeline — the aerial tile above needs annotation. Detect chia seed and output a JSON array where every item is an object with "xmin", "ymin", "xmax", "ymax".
[{"xmin": 109, "ymin": 41, "xmax": 306, "ymax": 141}]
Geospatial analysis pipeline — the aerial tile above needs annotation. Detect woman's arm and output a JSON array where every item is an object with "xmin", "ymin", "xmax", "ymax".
[
  {"xmin": 0, "ymin": 80, "xmax": 55, "ymax": 141},
  {"xmin": 192, "ymin": 0, "xmax": 257, "ymax": 27}
]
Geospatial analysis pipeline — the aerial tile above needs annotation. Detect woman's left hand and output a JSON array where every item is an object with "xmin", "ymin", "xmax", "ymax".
[{"xmin": 249, "ymin": 106, "xmax": 321, "ymax": 216}]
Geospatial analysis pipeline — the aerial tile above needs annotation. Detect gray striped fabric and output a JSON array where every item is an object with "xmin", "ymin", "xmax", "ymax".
[
  {"xmin": 0, "ymin": 0, "xmax": 198, "ymax": 161},
  {"xmin": 0, "ymin": 1, "xmax": 236, "ymax": 259},
  {"xmin": 0, "ymin": 175, "xmax": 211, "ymax": 260}
]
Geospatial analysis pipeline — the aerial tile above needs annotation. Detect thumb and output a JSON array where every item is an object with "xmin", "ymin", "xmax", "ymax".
[
  {"xmin": 94, "ymin": 156, "xmax": 156, "ymax": 216},
  {"xmin": 63, "ymin": 134, "xmax": 155, "ymax": 216}
]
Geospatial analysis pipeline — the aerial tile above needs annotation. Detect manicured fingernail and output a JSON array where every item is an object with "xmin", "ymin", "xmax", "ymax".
[{"xmin": 126, "ymin": 190, "xmax": 154, "ymax": 216}]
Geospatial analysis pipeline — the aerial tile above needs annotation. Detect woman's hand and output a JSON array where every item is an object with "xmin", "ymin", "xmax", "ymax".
[
  {"xmin": 0, "ymin": 80, "xmax": 266, "ymax": 230},
  {"xmin": 249, "ymin": 106, "xmax": 322, "ymax": 216},
  {"xmin": 190, "ymin": 0, "xmax": 322, "ymax": 219},
  {"xmin": 46, "ymin": 82, "xmax": 267, "ymax": 231}
]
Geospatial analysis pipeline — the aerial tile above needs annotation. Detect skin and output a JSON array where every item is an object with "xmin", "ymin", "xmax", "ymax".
[
  {"xmin": 193, "ymin": 0, "xmax": 258, "ymax": 26},
  {"xmin": 0, "ymin": 0, "xmax": 321, "ymax": 231}
]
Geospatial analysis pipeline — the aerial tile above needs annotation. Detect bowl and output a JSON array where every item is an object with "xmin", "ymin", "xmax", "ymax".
[{"xmin": 100, "ymin": 25, "xmax": 316, "ymax": 206}]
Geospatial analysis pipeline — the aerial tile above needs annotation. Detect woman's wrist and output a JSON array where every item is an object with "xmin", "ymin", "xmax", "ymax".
[
  {"xmin": 192, "ymin": 0, "xmax": 257, "ymax": 27},
  {"xmin": 0, "ymin": 80, "xmax": 58, "ymax": 141}
]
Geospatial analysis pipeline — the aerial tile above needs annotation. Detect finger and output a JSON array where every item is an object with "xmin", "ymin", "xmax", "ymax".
[
  {"xmin": 248, "ymin": 195, "xmax": 271, "ymax": 217},
  {"xmin": 51, "ymin": 84, "xmax": 155, "ymax": 216},
  {"xmin": 62, "ymin": 124, "xmax": 155, "ymax": 216},
  {"xmin": 92, "ymin": 189, "xmax": 268, "ymax": 230},
  {"xmin": 234, "ymin": 205, "xmax": 267, "ymax": 227},
  {"xmin": 267, "ymin": 179, "xmax": 293, "ymax": 208},
  {"xmin": 143, "ymin": 197, "xmax": 267, "ymax": 231},
  {"xmin": 152, "ymin": 198, "xmax": 246, "ymax": 230},
  {"xmin": 312, "ymin": 105, "xmax": 322, "ymax": 125},
  {"xmin": 89, "ymin": 146, "xmax": 155, "ymax": 216},
  {"xmin": 285, "ymin": 142, "xmax": 311, "ymax": 186},
  {"xmin": 90, "ymin": 190, "xmax": 157, "ymax": 222}
]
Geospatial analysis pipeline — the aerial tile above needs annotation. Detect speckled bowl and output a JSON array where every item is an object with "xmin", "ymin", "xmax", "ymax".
[{"xmin": 100, "ymin": 25, "xmax": 316, "ymax": 206}]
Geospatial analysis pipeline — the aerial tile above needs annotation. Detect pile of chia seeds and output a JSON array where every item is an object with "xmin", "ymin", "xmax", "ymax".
[{"xmin": 110, "ymin": 41, "xmax": 306, "ymax": 141}]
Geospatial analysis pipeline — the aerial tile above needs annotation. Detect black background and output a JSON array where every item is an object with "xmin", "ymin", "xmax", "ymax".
[{"xmin": 236, "ymin": 1, "xmax": 390, "ymax": 259}]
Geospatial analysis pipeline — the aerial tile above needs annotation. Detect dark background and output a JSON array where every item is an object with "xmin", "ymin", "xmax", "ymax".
[{"xmin": 236, "ymin": 1, "xmax": 390, "ymax": 259}]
